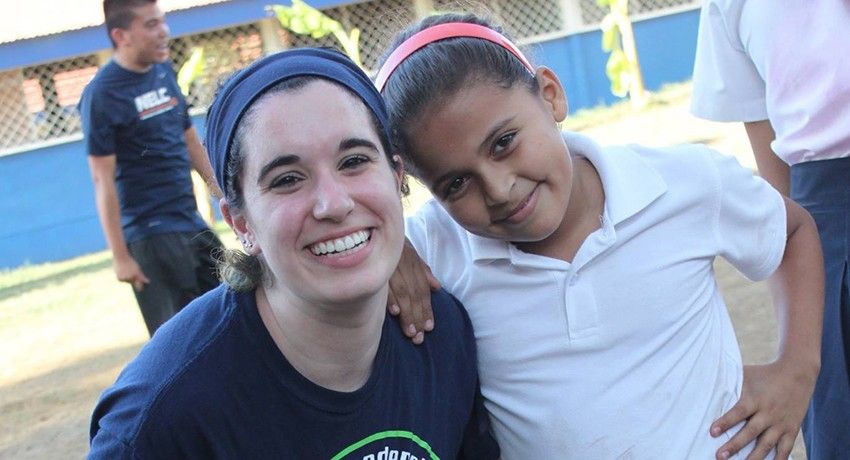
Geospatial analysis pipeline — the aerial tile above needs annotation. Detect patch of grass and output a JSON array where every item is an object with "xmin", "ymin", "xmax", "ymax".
[
  {"xmin": 0, "ymin": 223, "xmax": 237, "ymax": 384},
  {"xmin": 0, "ymin": 252, "xmax": 113, "ymax": 304}
]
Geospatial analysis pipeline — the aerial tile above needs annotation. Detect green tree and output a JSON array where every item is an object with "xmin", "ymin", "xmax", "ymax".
[
  {"xmin": 598, "ymin": 0, "xmax": 647, "ymax": 108},
  {"xmin": 269, "ymin": 0, "xmax": 362, "ymax": 67},
  {"xmin": 177, "ymin": 46, "xmax": 205, "ymax": 96}
]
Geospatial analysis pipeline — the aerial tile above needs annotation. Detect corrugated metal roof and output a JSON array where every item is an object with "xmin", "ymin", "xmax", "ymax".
[{"xmin": 0, "ymin": 0, "xmax": 229, "ymax": 44}]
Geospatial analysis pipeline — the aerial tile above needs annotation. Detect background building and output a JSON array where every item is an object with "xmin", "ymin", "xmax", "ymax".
[{"xmin": 0, "ymin": 0, "xmax": 701, "ymax": 268}]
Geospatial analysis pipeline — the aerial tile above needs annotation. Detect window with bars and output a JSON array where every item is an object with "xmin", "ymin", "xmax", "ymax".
[{"xmin": 0, "ymin": 55, "xmax": 99, "ymax": 151}]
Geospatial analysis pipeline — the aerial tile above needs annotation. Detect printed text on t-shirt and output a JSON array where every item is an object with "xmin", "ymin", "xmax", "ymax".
[{"xmin": 135, "ymin": 88, "xmax": 178, "ymax": 120}]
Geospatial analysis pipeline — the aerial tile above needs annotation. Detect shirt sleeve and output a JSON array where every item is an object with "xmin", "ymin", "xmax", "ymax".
[
  {"xmin": 79, "ymin": 85, "xmax": 117, "ymax": 157},
  {"xmin": 88, "ymin": 426, "xmax": 135, "ymax": 460},
  {"xmin": 710, "ymin": 149, "xmax": 786, "ymax": 281},
  {"xmin": 690, "ymin": 0, "xmax": 768, "ymax": 122}
]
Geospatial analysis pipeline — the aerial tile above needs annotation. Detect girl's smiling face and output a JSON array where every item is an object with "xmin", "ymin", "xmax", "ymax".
[
  {"xmin": 227, "ymin": 80, "xmax": 405, "ymax": 308},
  {"xmin": 404, "ymin": 68, "xmax": 575, "ymax": 247}
]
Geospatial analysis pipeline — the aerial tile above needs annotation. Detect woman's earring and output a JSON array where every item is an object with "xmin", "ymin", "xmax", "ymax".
[{"xmin": 242, "ymin": 240, "xmax": 254, "ymax": 251}]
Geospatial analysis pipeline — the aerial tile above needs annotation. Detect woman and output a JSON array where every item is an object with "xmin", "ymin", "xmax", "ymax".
[{"xmin": 87, "ymin": 47, "xmax": 499, "ymax": 460}]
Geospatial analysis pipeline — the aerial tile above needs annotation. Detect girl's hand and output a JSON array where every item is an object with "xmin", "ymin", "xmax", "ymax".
[
  {"xmin": 711, "ymin": 360, "xmax": 818, "ymax": 460},
  {"xmin": 387, "ymin": 238, "xmax": 440, "ymax": 344}
]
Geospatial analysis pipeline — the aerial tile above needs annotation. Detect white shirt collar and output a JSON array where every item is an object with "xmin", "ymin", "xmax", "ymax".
[{"xmin": 468, "ymin": 132, "xmax": 667, "ymax": 262}]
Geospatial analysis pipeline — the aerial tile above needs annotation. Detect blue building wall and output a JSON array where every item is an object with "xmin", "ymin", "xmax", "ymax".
[
  {"xmin": 536, "ymin": 9, "xmax": 699, "ymax": 110},
  {"xmin": 0, "ymin": 141, "xmax": 103, "ymax": 266},
  {"xmin": 0, "ymin": 114, "xmax": 209, "ymax": 268},
  {"xmin": 0, "ymin": 8, "xmax": 700, "ymax": 269}
]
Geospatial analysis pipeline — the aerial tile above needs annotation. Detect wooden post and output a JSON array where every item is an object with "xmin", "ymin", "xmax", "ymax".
[
  {"xmin": 259, "ymin": 17, "xmax": 285, "ymax": 55},
  {"xmin": 412, "ymin": 0, "xmax": 433, "ymax": 18}
]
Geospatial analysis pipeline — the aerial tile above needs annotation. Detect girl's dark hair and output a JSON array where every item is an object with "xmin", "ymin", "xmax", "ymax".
[
  {"xmin": 219, "ymin": 75, "xmax": 404, "ymax": 291},
  {"xmin": 379, "ymin": 12, "xmax": 538, "ymax": 177}
]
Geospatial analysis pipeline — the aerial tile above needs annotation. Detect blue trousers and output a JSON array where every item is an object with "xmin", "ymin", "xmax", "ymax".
[{"xmin": 793, "ymin": 157, "xmax": 850, "ymax": 460}]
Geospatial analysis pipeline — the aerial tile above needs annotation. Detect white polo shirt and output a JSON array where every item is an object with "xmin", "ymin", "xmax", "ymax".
[
  {"xmin": 690, "ymin": 0, "xmax": 850, "ymax": 164},
  {"xmin": 406, "ymin": 132, "xmax": 787, "ymax": 459}
]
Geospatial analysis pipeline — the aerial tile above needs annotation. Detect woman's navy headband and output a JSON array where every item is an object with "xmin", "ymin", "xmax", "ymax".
[{"xmin": 204, "ymin": 47, "xmax": 390, "ymax": 194}]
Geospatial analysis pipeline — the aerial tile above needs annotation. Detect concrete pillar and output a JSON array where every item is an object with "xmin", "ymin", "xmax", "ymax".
[
  {"xmin": 559, "ymin": 0, "xmax": 585, "ymax": 33},
  {"xmin": 96, "ymin": 50, "xmax": 112, "ymax": 66},
  {"xmin": 412, "ymin": 0, "xmax": 433, "ymax": 18},
  {"xmin": 259, "ymin": 17, "xmax": 285, "ymax": 54}
]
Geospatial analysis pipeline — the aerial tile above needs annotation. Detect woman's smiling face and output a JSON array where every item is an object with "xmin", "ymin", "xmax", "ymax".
[{"xmin": 230, "ymin": 79, "xmax": 405, "ymax": 307}]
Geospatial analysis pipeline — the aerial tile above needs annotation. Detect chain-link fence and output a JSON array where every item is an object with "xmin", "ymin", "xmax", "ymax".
[
  {"xmin": 579, "ymin": 0, "xmax": 698, "ymax": 24},
  {"xmin": 433, "ymin": 0, "xmax": 565, "ymax": 39},
  {"xmin": 287, "ymin": 0, "xmax": 418, "ymax": 72},
  {"xmin": 1, "ymin": 55, "xmax": 99, "ymax": 150},
  {"xmin": 170, "ymin": 23, "xmax": 265, "ymax": 110},
  {"xmin": 0, "ymin": 0, "xmax": 699, "ymax": 154}
]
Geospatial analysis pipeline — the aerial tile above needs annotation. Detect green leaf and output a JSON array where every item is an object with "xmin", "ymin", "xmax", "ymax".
[
  {"xmin": 270, "ymin": 5, "xmax": 293, "ymax": 28},
  {"xmin": 270, "ymin": 0, "xmax": 342, "ymax": 39},
  {"xmin": 606, "ymin": 49, "xmax": 631, "ymax": 97},
  {"xmin": 600, "ymin": 16, "xmax": 619, "ymax": 52},
  {"xmin": 177, "ymin": 46, "xmax": 204, "ymax": 96},
  {"xmin": 340, "ymin": 28, "xmax": 362, "ymax": 67},
  {"xmin": 268, "ymin": 1, "xmax": 363, "ymax": 68}
]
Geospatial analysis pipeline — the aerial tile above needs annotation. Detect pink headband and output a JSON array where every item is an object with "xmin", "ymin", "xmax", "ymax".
[{"xmin": 375, "ymin": 22, "xmax": 535, "ymax": 91}]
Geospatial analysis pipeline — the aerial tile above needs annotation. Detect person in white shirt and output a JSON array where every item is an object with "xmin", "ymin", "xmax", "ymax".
[
  {"xmin": 691, "ymin": 1, "xmax": 850, "ymax": 458},
  {"xmin": 378, "ymin": 12, "xmax": 824, "ymax": 460}
]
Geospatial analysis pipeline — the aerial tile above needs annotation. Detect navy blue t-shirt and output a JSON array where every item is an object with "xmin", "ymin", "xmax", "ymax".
[
  {"xmin": 88, "ymin": 285, "xmax": 499, "ymax": 459},
  {"xmin": 79, "ymin": 60, "xmax": 207, "ymax": 243}
]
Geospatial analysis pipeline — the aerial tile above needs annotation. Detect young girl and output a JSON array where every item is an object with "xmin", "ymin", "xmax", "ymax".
[
  {"xmin": 87, "ymin": 48, "xmax": 499, "ymax": 459},
  {"xmin": 379, "ymin": 13, "xmax": 823, "ymax": 460}
]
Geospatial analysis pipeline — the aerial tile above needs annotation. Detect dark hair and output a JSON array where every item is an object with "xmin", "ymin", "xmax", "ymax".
[
  {"xmin": 218, "ymin": 75, "xmax": 406, "ymax": 291},
  {"xmin": 379, "ymin": 12, "xmax": 538, "ymax": 177},
  {"xmin": 103, "ymin": 0, "xmax": 156, "ymax": 47}
]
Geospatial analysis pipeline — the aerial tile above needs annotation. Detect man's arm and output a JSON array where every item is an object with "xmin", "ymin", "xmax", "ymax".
[
  {"xmin": 744, "ymin": 120, "xmax": 790, "ymax": 196},
  {"xmin": 88, "ymin": 154, "xmax": 150, "ymax": 291},
  {"xmin": 184, "ymin": 125, "xmax": 223, "ymax": 198}
]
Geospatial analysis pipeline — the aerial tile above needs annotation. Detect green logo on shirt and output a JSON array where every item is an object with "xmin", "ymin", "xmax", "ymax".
[{"xmin": 331, "ymin": 430, "xmax": 438, "ymax": 460}]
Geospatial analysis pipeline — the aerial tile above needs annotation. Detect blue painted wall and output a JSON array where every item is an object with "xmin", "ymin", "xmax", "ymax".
[
  {"xmin": 535, "ymin": 8, "xmax": 699, "ymax": 111},
  {"xmin": 0, "ymin": 8, "xmax": 700, "ymax": 269},
  {"xmin": 0, "ymin": 139, "xmax": 102, "ymax": 266}
]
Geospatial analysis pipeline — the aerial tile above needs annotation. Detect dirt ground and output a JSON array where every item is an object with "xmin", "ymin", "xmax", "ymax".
[{"xmin": 0, "ymin": 86, "xmax": 808, "ymax": 459}]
